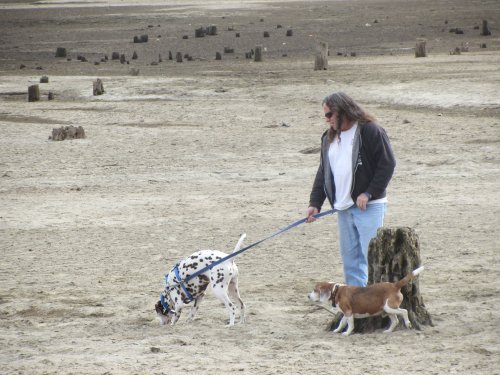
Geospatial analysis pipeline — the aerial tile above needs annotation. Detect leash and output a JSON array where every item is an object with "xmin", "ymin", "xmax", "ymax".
[
  {"xmin": 159, "ymin": 208, "xmax": 336, "ymax": 311},
  {"xmin": 185, "ymin": 208, "xmax": 337, "ymax": 282}
]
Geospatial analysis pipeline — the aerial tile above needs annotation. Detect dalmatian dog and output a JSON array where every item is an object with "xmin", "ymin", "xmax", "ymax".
[{"xmin": 155, "ymin": 234, "xmax": 246, "ymax": 327}]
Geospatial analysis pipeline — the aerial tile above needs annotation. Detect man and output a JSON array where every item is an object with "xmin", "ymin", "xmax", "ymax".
[{"xmin": 306, "ymin": 92, "xmax": 396, "ymax": 286}]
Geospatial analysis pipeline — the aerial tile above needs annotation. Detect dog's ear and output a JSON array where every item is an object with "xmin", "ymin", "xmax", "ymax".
[{"xmin": 328, "ymin": 284, "xmax": 339, "ymax": 303}]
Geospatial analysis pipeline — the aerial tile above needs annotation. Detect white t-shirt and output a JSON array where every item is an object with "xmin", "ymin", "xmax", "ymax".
[{"xmin": 329, "ymin": 123, "xmax": 357, "ymax": 211}]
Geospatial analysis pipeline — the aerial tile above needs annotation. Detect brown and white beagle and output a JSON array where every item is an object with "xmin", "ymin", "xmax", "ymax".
[{"xmin": 308, "ymin": 266, "xmax": 424, "ymax": 336}]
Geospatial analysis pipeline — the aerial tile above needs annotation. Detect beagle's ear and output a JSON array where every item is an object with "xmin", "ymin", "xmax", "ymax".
[{"xmin": 328, "ymin": 284, "xmax": 339, "ymax": 301}]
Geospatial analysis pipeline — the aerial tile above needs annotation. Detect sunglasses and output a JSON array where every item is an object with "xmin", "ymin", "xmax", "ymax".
[{"xmin": 324, "ymin": 111, "xmax": 334, "ymax": 119}]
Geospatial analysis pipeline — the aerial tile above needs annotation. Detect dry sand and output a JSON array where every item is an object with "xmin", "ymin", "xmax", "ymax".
[{"xmin": 1, "ymin": 0, "xmax": 499, "ymax": 374}]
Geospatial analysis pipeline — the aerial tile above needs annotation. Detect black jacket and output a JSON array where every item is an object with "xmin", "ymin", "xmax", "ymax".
[{"xmin": 309, "ymin": 122, "xmax": 396, "ymax": 210}]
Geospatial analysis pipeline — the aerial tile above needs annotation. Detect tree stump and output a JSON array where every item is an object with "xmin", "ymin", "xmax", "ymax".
[
  {"xmin": 55, "ymin": 47, "xmax": 67, "ymax": 57},
  {"xmin": 254, "ymin": 46, "xmax": 263, "ymax": 62},
  {"xmin": 206, "ymin": 25, "xmax": 217, "ymax": 36},
  {"xmin": 176, "ymin": 52, "xmax": 183, "ymax": 63},
  {"xmin": 40, "ymin": 76, "xmax": 49, "ymax": 83},
  {"xmin": 415, "ymin": 39, "xmax": 427, "ymax": 58},
  {"xmin": 286, "ymin": 29, "xmax": 293, "ymax": 37},
  {"xmin": 195, "ymin": 27, "xmax": 205, "ymax": 38},
  {"xmin": 481, "ymin": 20, "xmax": 491, "ymax": 36},
  {"xmin": 93, "ymin": 79, "xmax": 104, "ymax": 96},
  {"xmin": 328, "ymin": 227, "xmax": 433, "ymax": 334},
  {"xmin": 215, "ymin": 52, "xmax": 222, "ymax": 60},
  {"xmin": 28, "ymin": 85, "xmax": 40, "ymax": 102},
  {"xmin": 50, "ymin": 126, "xmax": 85, "ymax": 141},
  {"xmin": 314, "ymin": 41, "xmax": 328, "ymax": 70}
]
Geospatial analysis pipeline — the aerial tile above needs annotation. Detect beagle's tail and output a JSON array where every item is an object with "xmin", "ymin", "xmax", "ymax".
[
  {"xmin": 233, "ymin": 233, "xmax": 246, "ymax": 253},
  {"xmin": 395, "ymin": 266, "xmax": 424, "ymax": 289}
]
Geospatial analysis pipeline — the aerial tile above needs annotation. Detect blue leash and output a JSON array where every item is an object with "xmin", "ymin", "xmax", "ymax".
[
  {"xmin": 184, "ymin": 208, "xmax": 337, "ymax": 282},
  {"xmin": 160, "ymin": 208, "xmax": 336, "ymax": 311}
]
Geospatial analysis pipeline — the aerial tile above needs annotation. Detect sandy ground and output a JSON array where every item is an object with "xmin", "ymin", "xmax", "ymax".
[{"xmin": 1, "ymin": 0, "xmax": 499, "ymax": 374}]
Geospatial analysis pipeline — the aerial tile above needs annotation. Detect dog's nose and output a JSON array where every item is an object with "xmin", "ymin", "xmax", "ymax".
[{"xmin": 307, "ymin": 292, "xmax": 319, "ymax": 301}]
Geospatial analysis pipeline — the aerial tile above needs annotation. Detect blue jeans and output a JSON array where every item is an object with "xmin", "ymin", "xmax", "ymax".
[{"xmin": 337, "ymin": 203, "xmax": 386, "ymax": 286}]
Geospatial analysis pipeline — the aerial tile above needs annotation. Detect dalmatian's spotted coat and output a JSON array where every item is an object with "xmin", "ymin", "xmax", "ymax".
[{"xmin": 155, "ymin": 234, "xmax": 246, "ymax": 326}]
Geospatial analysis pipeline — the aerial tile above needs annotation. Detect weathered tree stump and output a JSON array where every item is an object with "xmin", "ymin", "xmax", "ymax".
[
  {"xmin": 50, "ymin": 126, "xmax": 85, "ymax": 141},
  {"xmin": 254, "ymin": 46, "xmax": 263, "ymax": 62},
  {"xmin": 28, "ymin": 85, "xmax": 40, "ymax": 102},
  {"xmin": 55, "ymin": 47, "xmax": 67, "ymax": 57},
  {"xmin": 481, "ymin": 20, "xmax": 491, "ymax": 36},
  {"xmin": 206, "ymin": 25, "xmax": 217, "ymax": 35},
  {"xmin": 415, "ymin": 39, "xmax": 427, "ymax": 58},
  {"xmin": 314, "ymin": 41, "xmax": 328, "ymax": 70},
  {"xmin": 93, "ymin": 79, "xmax": 105, "ymax": 96},
  {"xmin": 328, "ymin": 227, "xmax": 433, "ymax": 334},
  {"xmin": 195, "ymin": 27, "xmax": 205, "ymax": 38}
]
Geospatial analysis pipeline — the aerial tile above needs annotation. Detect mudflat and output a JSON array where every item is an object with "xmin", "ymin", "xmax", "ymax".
[{"xmin": 0, "ymin": 0, "xmax": 499, "ymax": 374}]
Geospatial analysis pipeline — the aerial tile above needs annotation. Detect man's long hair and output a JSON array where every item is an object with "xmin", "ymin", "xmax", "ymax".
[{"xmin": 322, "ymin": 92, "xmax": 376, "ymax": 143}]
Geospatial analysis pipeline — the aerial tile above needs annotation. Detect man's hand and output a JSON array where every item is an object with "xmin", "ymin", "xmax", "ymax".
[
  {"xmin": 356, "ymin": 193, "xmax": 370, "ymax": 210},
  {"xmin": 306, "ymin": 206, "xmax": 319, "ymax": 223}
]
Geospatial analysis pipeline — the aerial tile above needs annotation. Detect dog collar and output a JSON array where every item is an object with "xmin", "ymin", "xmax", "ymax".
[
  {"xmin": 159, "ymin": 293, "xmax": 172, "ymax": 314},
  {"xmin": 159, "ymin": 274, "xmax": 176, "ymax": 315}
]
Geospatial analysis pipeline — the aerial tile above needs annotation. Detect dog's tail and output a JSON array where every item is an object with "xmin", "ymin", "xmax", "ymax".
[
  {"xmin": 233, "ymin": 233, "xmax": 246, "ymax": 254},
  {"xmin": 394, "ymin": 266, "xmax": 424, "ymax": 289}
]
